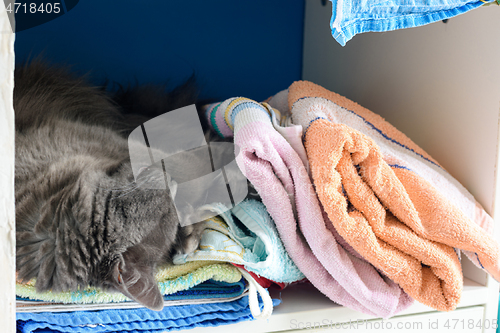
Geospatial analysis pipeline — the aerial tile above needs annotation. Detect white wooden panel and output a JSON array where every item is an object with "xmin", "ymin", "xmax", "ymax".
[
  {"xmin": 0, "ymin": 3, "xmax": 16, "ymax": 333},
  {"xmin": 188, "ymin": 278, "xmax": 493, "ymax": 333}
]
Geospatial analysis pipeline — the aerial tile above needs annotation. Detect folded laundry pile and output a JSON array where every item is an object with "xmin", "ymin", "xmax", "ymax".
[
  {"xmin": 286, "ymin": 81, "xmax": 500, "ymax": 310},
  {"xmin": 173, "ymin": 199, "xmax": 305, "ymax": 285},
  {"xmin": 204, "ymin": 98, "xmax": 413, "ymax": 318},
  {"xmin": 16, "ymin": 261, "xmax": 277, "ymax": 332},
  {"xmin": 204, "ymin": 80, "xmax": 500, "ymax": 315},
  {"xmin": 16, "ymin": 261, "xmax": 242, "ymax": 306}
]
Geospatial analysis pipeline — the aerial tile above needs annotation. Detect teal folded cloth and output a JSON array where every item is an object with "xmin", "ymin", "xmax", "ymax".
[
  {"xmin": 329, "ymin": 0, "xmax": 491, "ymax": 46},
  {"xmin": 174, "ymin": 199, "xmax": 305, "ymax": 283}
]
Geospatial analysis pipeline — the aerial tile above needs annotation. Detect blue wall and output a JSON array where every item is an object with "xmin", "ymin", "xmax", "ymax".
[{"xmin": 15, "ymin": 1, "xmax": 305, "ymax": 102}]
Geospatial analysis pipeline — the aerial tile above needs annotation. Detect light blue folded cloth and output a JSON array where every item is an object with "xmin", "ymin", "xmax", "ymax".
[
  {"xmin": 17, "ymin": 296, "xmax": 281, "ymax": 333},
  {"xmin": 173, "ymin": 199, "xmax": 305, "ymax": 284},
  {"xmin": 329, "ymin": 0, "xmax": 489, "ymax": 46}
]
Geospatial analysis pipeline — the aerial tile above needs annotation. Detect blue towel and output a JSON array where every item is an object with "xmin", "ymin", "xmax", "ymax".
[
  {"xmin": 16, "ymin": 297, "xmax": 281, "ymax": 333},
  {"xmin": 160, "ymin": 280, "xmax": 245, "ymax": 300},
  {"xmin": 329, "ymin": 0, "xmax": 490, "ymax": 46}
]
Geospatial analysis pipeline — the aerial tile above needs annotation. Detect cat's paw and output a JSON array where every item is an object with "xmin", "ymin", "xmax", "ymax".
[
  {"xmin": 181, "ymin": 234, "xmax": 202, "ymax": 255},
  {"xmin": 174, "ymin": 221, "xmax": 207, "ymax": 255}
]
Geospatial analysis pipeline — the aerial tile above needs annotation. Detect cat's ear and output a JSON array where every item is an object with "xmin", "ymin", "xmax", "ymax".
[{"xmin": 111, "ymin": 252, "xmax": 164, "ymax": 311}]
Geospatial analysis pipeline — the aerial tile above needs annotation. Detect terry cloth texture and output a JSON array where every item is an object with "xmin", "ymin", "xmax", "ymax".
[
  {"xmin": 16, "ymin": 280, "xmax": 247, "ymax": 313},
  {"xmin": 288, "ymin": 80, "xmax": 499, "ymax": 277},
  {"xmin": 268, "ymin": 99, "xmax": 310, "ymax": 174},
  {"xmin": 305, "ymin": 120, "xmax": 462, "ymax": 311},
  {"xmin": 205, "ymin": 98, "xmax": 413, "ymax": 318},
  {"xmin": 289, "ymin": 80, "xmax": 500, "ymax": 311},
  {"xmin": 173, "ymin": 200, "xmax": 305, "ymax": 284},
  {"xmin": 328, "ymin": 0, "xmax": 489, "ymax": 46},
  {"xmin": 16, "ymin": 296, "xmax": 282, "ymax": 333},
  {"xmin": 16, "ymin": 261, "xmax": 242, "ymax": 304}
]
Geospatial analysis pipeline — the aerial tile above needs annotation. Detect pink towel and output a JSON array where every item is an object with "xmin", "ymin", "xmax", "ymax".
[{"xmin": 205, "ymin": 98, "xmax": 413, "ymax": 317}]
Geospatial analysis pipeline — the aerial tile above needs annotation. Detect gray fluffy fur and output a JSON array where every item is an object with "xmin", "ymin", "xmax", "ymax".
[{"xmin": 14, "ymin": 62, "xmax": 206, "ymax": 310}]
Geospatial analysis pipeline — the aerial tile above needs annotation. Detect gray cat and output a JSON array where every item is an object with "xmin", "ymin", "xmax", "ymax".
[{"xmin": 14, "ymin": 61, "xmax": 207, "ymax": 310}]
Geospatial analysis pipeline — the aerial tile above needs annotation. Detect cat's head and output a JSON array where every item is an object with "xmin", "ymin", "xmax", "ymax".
[{"xmin": 16, "ymin": 156, "xmax": 204, "ymax": 311}]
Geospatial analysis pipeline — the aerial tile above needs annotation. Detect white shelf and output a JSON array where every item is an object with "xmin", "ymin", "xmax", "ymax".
[{"xmin": 189, "ymin": 277, "xmax": 491, "ymax": 333}]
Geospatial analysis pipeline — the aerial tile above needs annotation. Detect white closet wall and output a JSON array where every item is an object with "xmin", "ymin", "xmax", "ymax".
[
  {"xmin": 302, "ymin": 2, "xmax": 500, "ymax": 216},
  {"xmin": 0, "ymin": 4, "xmax": 16, "ymax": 333}
]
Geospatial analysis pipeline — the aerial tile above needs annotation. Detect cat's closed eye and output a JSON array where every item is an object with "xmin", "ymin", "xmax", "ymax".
[{"xmin": 105, "ymin": 162, "xmax": 125, "ymax": 177}]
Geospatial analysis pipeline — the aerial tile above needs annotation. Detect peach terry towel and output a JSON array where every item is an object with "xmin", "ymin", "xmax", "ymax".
[
  {"xmin": 289, "ymin": 81, "xmax": 500, "ymax": 310},
  {"xmin": 204, "ymin": 98, "xmax": 413, "ymax": 317},
  {"xmin": 288, "ymin": 81, "xmax": 497, "ymax": 272},
  {"xmin": 305, "ymin": 119, "xmax": 463, "ymax": 311}
]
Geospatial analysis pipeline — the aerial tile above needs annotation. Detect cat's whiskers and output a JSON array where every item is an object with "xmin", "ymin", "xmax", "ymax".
[
  {"xmin": 111, "ymin": 178, "xmax": 151, "ymax": 200},
  {"xmin": 94, "ymin": 173, "xmax": 151, "ymax": 192},
  {"xmin": 94, "ymin": 183, "xmax": 136, "ymax": 191}
]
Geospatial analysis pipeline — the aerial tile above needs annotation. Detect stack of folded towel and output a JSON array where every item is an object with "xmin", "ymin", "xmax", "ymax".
[
  {"xmin": 16, "ymin": 259, "xmax": 278, "ymax": 332},
  {"xmin": 173, "ymin": 199, "xmax": 305, "ymax": 285},
  {"xmin": 17, "ymin": 261, "xmax": 243, "ymax": 306},
  {"xmin": 204, "ymin": 80, "xmax": 500, "ymax": 315},
  {"xmin": 287, "ymin": 81, "xmax": 500, "ymax": 310},
  {"xmin": 17, "ymin": 296, "xmax": 281, "ymax": 333}
]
